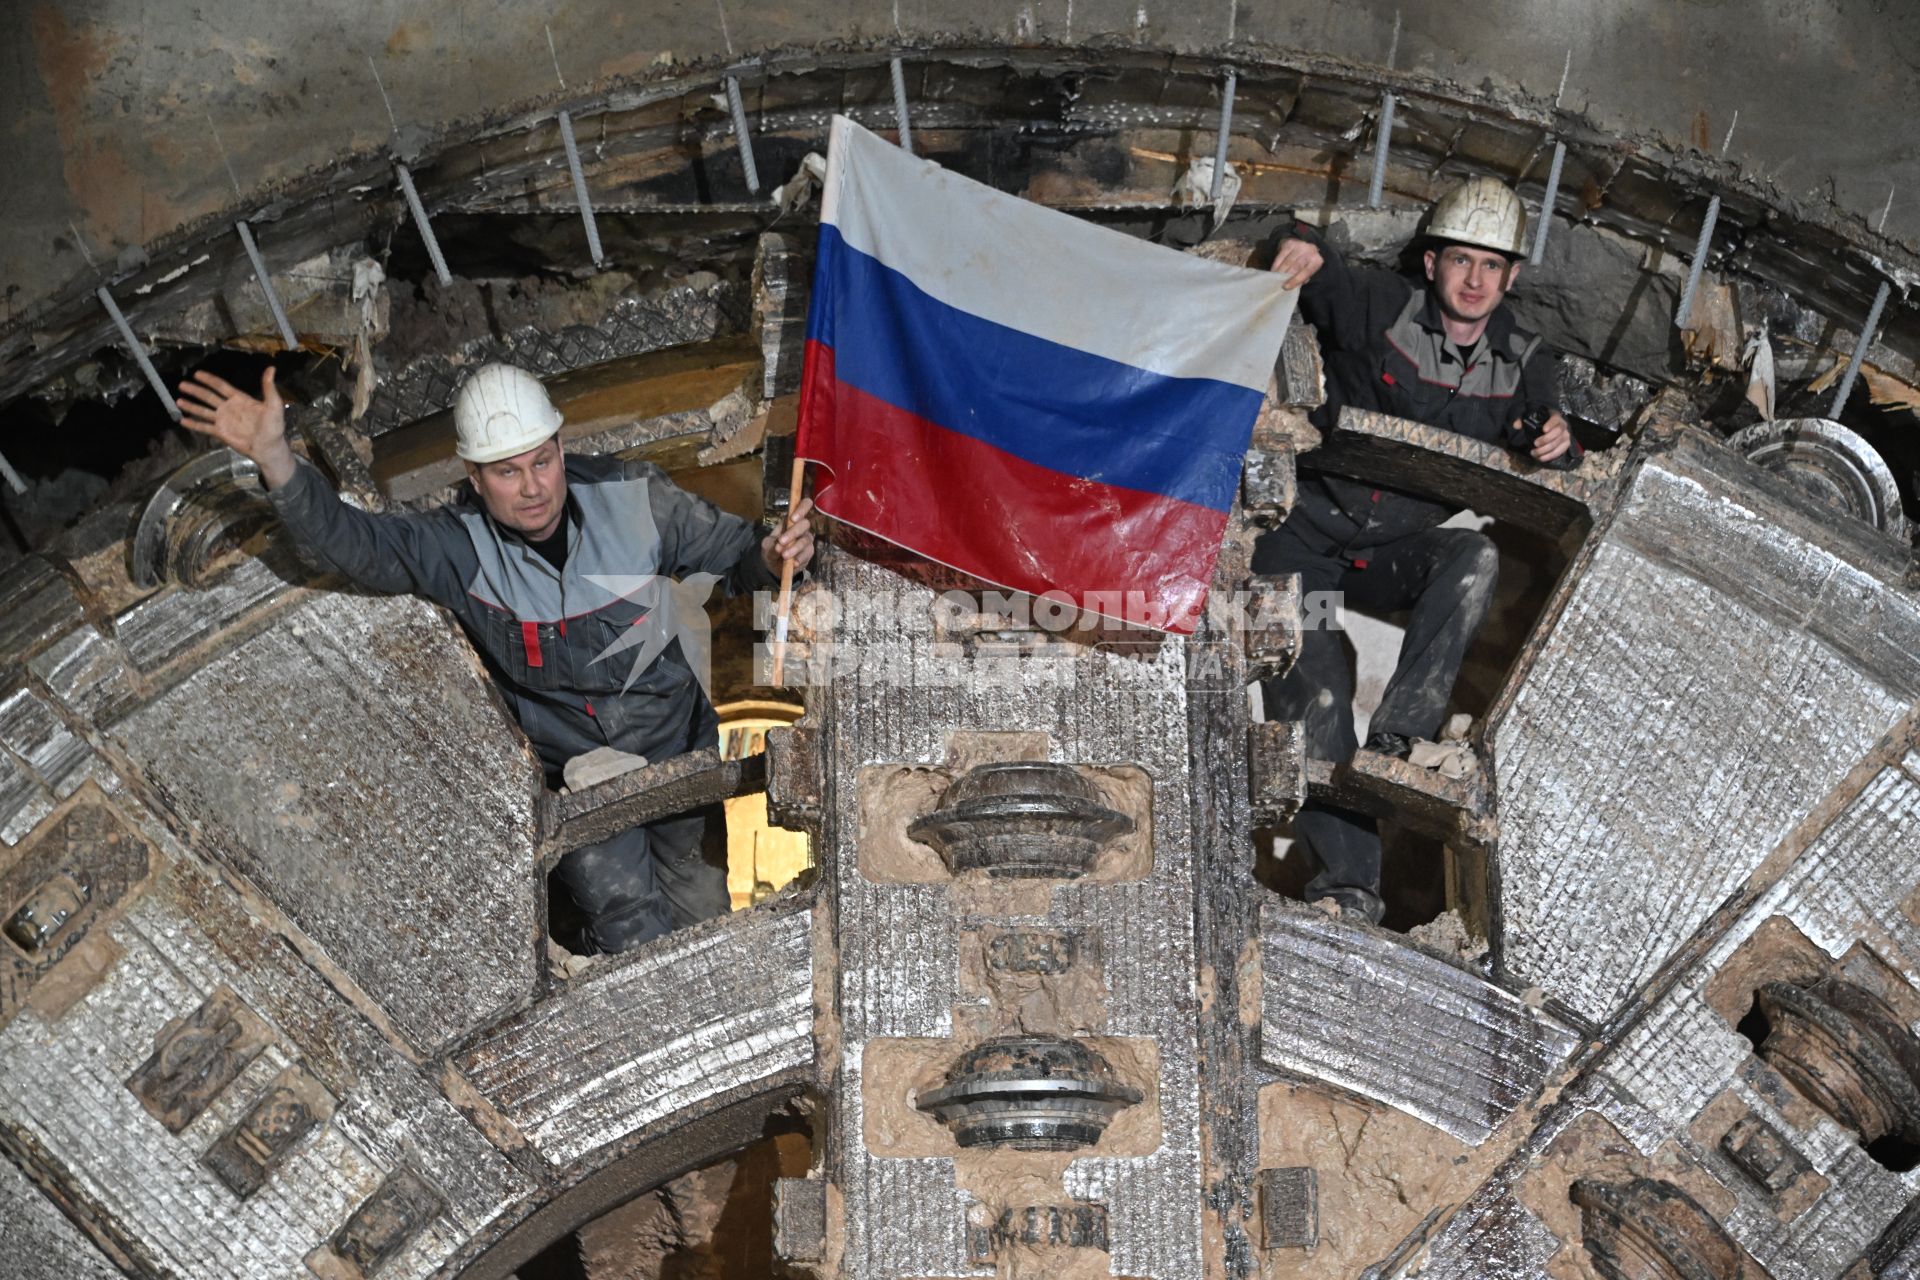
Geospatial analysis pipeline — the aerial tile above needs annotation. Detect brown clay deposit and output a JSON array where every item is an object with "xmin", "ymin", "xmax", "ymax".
[
  {"xmin": 1700, "ymin": 915, "xmax": 1833, "ymax": 1029},
  {"xmin": 857, "ymin": 764, "xmax": 954, "ymax": 884},
  {"xmin": 1082, "ymin": 766, "xmax": 1154, "ymax": 881},
  {"xmin": 954, "ymin": 924, "xmax": 1111, "ymax": 1039},
  {"xmin": 25, "ymin": 930, "xmax": 123, "ymax": 1021},
  {"xmin": 1254, "ymin": 1082, "xmax": 1471, "ymax": 1280}
]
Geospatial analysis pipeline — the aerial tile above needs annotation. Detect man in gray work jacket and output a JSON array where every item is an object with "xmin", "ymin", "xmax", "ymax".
[
  {"xmin": 177, "ymin": 361, "xmax": 816, "ymax": 954},
  {"xmin": 1258, "ymin": 176, "xmax": 1578, "ymax": 926}
]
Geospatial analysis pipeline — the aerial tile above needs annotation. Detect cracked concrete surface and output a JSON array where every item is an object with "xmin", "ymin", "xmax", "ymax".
[{"xmin": 8, "ymin": 1, "xmax": 1920, "ymax": 407}]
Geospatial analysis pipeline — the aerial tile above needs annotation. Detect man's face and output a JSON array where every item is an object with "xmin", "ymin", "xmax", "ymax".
[
  {"xmin": 1423, "ymin": 243, "xmax": 1518, "ymax": 325},
  {"xmin": 466, "ymin": 436, "xmax": 566, "ymax": 540}
]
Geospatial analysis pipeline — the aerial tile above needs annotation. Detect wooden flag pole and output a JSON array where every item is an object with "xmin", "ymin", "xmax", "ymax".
[{"xmin": 770, "ymin": 453, "xmax": 809, "ymax": 685}]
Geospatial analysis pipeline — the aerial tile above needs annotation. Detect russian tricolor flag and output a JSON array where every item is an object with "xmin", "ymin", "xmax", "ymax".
[{"xmin": 797, "ymin": 116, "xmax": 1297, "ymax": 634}]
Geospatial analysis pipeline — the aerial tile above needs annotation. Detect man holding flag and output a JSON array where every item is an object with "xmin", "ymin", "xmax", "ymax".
[
  {"xmin": 789, "ymin": 115, "xmax": 1297, "ymax": 638},
  {"xmin": 177, "ymin": 361, "xmax": 815, "ymax": 956},
  {"xmin": 1258, "ymin": 177, "xmax": 1575, "ymax": 926}
]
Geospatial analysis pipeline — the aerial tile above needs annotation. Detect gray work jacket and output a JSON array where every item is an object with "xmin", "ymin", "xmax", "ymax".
[
  {"xmin": 1282, "ymin": 223, "xmax": 1567, "ymax": 554},
  {"xmin": 268, "ymin": 454, "xmax": 779, "ymax": 780}
]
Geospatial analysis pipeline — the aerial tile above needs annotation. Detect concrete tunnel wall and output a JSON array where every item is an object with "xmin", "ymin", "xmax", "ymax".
[
  {"xmin": 9, "ymin": 6, "xmax": 1920, "ymax": 1277},
  {"xmin": 7, "ymin": 0, "xmax": 1920, "ymax": 328}
]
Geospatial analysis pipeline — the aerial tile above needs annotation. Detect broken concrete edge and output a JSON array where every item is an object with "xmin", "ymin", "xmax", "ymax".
[
  {"xmin": 1247, "ymin": 719, "xmax": 1305, "ymax": 823},
  {"xmin": 9, "ymin": 43, "xmax": 1918, "ymax": 409},
  {"xmin": 540, "ymin": 747, "xmax": 768, "ymax": 864},
  {"xmin": 384, "ymin": 410, "xmax": 743, "ymax": 510},
  {"xmin": 1302, "ymin": 752, "xmax": 1490, "ymax": 846},
  {"xmin": 1311, "ymin": 406, "xmax": 1623, "ymax": 531},
  {"xmin": 441, "ymin": 1069, "xmax": 815, "ymax": 1280},
  {"xmin": 1258, "ymin": 894, "xmax": 1546, "ymax": 1019},
  {"xmin": 764, "ymin": 722, "xmax": 825, "ymax": 836},
  {"xmin": 291, "ymin": 397, "xmax": 384, "ymax": 506}
]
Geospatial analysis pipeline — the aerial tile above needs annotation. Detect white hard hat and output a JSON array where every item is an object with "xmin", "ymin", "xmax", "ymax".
[
  {"xmin": 1427, "ymin": 176, "xmax": 1528, "ymax": 258},
  {"xmin": 453, "ymin": 364, "xmax": 564, "ymax": 464}
]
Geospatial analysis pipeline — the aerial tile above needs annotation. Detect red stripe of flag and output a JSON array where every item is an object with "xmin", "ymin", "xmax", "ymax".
[{"xmin": 799, "ymin": 340, "xmax": 1224, "ymax": 633}]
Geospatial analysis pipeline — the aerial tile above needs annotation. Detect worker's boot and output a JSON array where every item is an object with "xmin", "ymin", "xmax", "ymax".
[
  {"xmin": 1312, "ymin": 888, "xmax": 1385, "ymax": 927},
  {"xmin": 1362, "ymin": 731, "xmax": 1412, "ymax": 760}
]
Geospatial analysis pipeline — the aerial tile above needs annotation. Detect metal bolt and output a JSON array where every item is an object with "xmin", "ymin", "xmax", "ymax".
[
  {"xmin": 1210, "ymin": 69, "xmax": 1237, "ymax": 206},
  {"xmin": 234, "ymin": 221, "xmax": 298, "ymax": 349},
  {"xmin": 0, "ymin": 448, "xmax": 26, "ymax": 496},
  {"xmin": 394, "ymin": 162, "xmax": 452, "ymax": 287},
  {"xmin": 96, "ymin": 287, "xmax": 181, "ymax": 420},
  {"xmin": 1828, "ymin": 280, "xmax": 1893, "ymax": 419},
  {"xmin": 891, "ymin": 57, "xmax": 914, "ymax": 155},
  {"xmin": 557, "ymin": 110, "xmax": 606, "ymax": 266},
  {"xmin": 1367, "ymin": 92, "xmax": 1397, "ymax": 209},
  {"xmin": 1530, "ymin": 140, "xmax": 1567, "ymax": 266},
  {"xmin": 726, "ymin": 75, "xmax": 761, "ymax": 195},
  {"xmin": 1674, "ymin": 194, "xmax": 1721, "ymax": 331}
]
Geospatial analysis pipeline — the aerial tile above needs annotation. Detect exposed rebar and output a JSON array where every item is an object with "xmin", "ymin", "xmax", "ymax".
[
  {"xmin": 726, "ymin": 75, "xmax": 762, "ymax": 195},
  {"xmin": 234, "ymin": 221, "xmax": 299, "ymax": 349},
  {"xmin": 97, "ymin": 287, "xmax": 180, "ymax": 421},
  {"xmin": 1209, "ymin": 69, "xmax": 1237, "ymax": 205},
  {"xmin": 1829, "ymin": 279, "xmax": 1893, "ymax": 419},
  {"xmin": 891, "ymin": 57, "xmax": 914, "ymax": 155},
  {"xmin": 1367, "ymin": 92, "xmax": 1396, "ymax": 209},
  {"xmin": 557, "ymin": 111, "xmax": 606, "ymax": 266},
  {"xmin": 0, "ymin": 448, "xmax": 26, "ymax": 496},
  {"xmin": 1674, "ymin": 194, "xmax": 1721, "ymax": 331},
  {"xmin": 1530, "ymin": 140, "xmax": 1567, "ymax": 266},
  {"xmin": 394, "ymin": 161, "xmax": 452, "ymax": 287},
  {"xmin": 545, "ymin": 24, "xmax": 567, "ymax": 91}
]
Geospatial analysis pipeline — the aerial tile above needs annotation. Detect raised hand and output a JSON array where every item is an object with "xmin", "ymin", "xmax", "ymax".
[
  {"xmin": 176, "ymin": 368, "xmax": 298, "ymax": 487},
  {"xmin": 1269, "ymin": 238, "xmax": 1323, "ymax": 290}
]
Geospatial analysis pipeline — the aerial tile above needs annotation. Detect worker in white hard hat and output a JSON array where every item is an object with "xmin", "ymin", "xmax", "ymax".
[
  {"xmin": 176, "ymin": 361, "xmax": 815, "ymax": 955},
  {"xmin": 1253, "ymin": 175, "xmax": 1577, "ymax": 928}
]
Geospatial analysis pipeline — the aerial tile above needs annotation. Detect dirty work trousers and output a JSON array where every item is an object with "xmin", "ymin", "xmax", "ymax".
[
  {"xmin": 1253, "ymin": 522, "xmax": 1500, "ymax": 922},
  {"xmin": 551, "ymin": 806, "xmax": 731, "ymax": 954}
]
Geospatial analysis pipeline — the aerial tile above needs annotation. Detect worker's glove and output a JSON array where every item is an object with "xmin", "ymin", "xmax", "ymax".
[{"xmin": 561, "ymin": 747, "xmax": 650, "ymax": 794}]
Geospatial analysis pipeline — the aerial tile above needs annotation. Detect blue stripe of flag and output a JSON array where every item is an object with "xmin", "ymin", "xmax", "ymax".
[{"xmin": 807, "ymin": 224, "xmax": 1261, "ymax": 514}]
